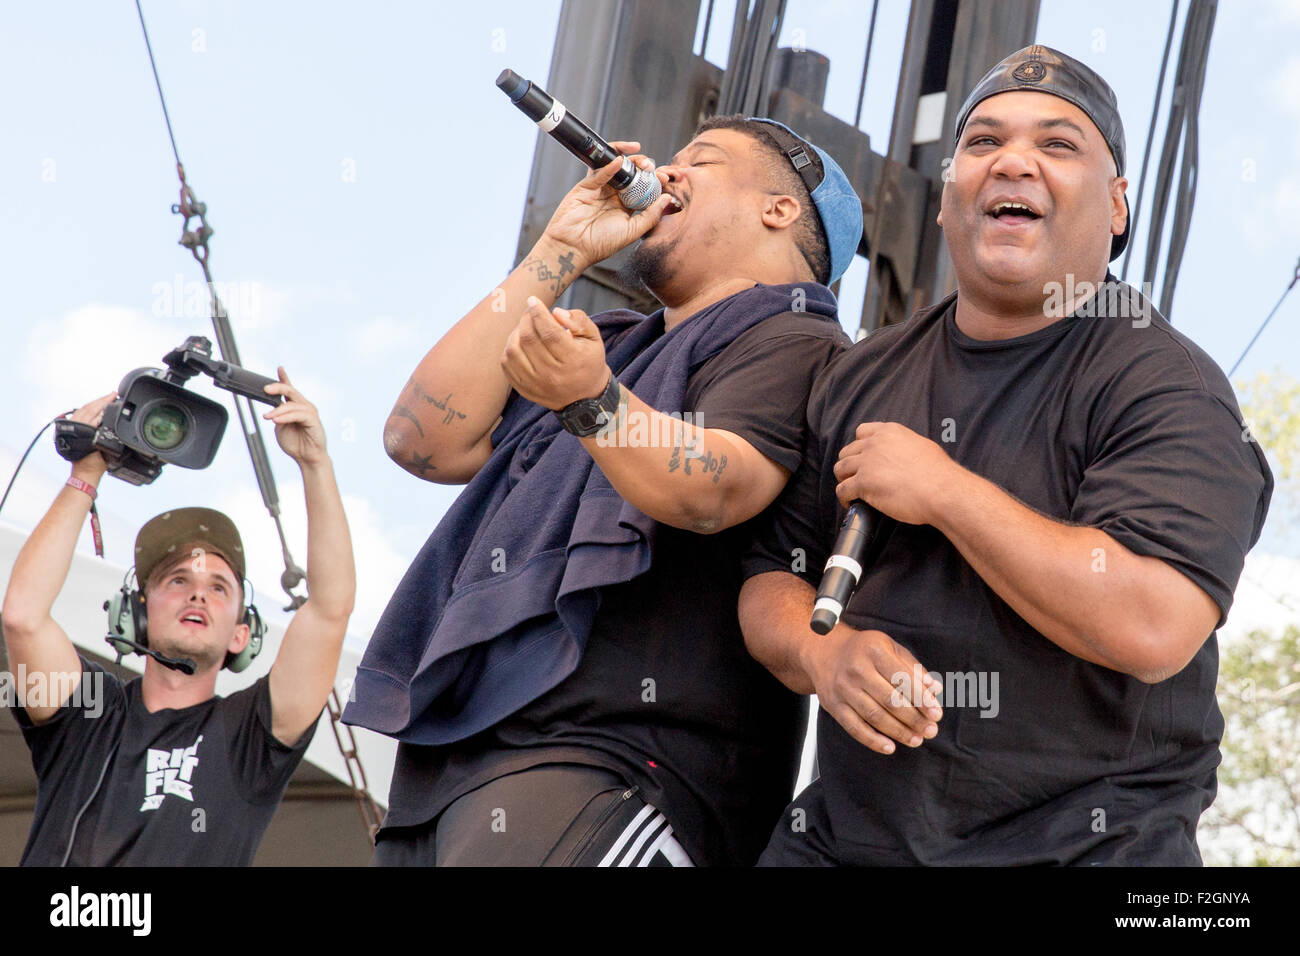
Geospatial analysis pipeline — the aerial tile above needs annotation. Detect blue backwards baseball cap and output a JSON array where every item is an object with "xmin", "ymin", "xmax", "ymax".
[{"xmin": 746, "ymin": 117, "xmax": 864, "ymax": 285}]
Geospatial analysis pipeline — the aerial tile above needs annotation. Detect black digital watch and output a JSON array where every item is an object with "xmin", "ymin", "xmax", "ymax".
[{"xmin": 555, "ymin": 371, "xmax": 621, "ymax": 437}]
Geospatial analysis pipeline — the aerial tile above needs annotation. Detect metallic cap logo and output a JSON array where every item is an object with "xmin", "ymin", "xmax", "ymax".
[{"xmin": 1012, "ymin": 60, "xmax": 1047, "ymax": 83}]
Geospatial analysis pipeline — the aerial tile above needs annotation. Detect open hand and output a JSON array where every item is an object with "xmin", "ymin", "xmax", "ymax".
[
  {"xmin": 540, "ymin": 140, "xmax": 681, "ymax": 271},
  {"xmin": 263, "ymin": 368, "xmax": 327, "ymax": 467},
  {"xmin": 806, "ymin": 623, "xmax": 944, "ymax": 755}
]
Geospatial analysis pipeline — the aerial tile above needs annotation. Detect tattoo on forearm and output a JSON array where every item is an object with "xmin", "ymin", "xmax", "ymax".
[
  {"xmin": 521, "ymin": 251, "xmax": 578, "ymax": 296},
  {"xmin": 409, "ymin": 452, "xmax": 436, "ymax": 477},
  {"xmin": 667, "ymin": 429, "xmax": 727, "ymax": 482},
  {"xmin": 391, "ymin": 405, "xmax": 425, "ymax": 438},
  {"xmin": 712, "ymin": 454, "xmax": 728, "ymax": 484},
  {"xmin": 409, "ymin": 381, "xmax": 467, "ymax": 426}
]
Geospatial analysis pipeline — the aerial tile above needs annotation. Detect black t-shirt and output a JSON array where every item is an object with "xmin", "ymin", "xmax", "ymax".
[
  {"xmin": 15, "ymin": 658, "xmax": 316, "ymax": 866},
  {"xmin": 744, "ymin": 279, "xmax": 1273, "ymax": 865},
  {"xmin": 383, "ymin": 311, "xmax": 849, "ymax": 866}
]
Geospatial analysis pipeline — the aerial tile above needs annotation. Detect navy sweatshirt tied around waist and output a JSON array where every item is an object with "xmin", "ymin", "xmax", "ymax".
[{"xmin": 343, "ymin": 282, "xmax": 839, "ymax": 744}]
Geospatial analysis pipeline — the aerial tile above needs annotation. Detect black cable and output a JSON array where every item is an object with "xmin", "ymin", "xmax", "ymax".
[
  {"xmin": 699, "ymin": 0, "xmax": 715, "ymax": 57},
  {"xmin": 133, "ymin": 0, "xmax": 183, "ymax": 169},
  {"xmin": 1141, "ymin": 15, "xmax": 1191, "ymax": 296},
  {"xmin": 132, "ymin": 0, "xmax": 307, "ymax": 610},
  {"xmin": 1121, "ymin": 0, "xmax": 1179, "ymax": 284},
  {"xmin": 1228, "ymin": 259, "xmax": 1300, "ymax": 377},
  {"xmin": 1159, "ymin": 0, "xmax": 1216, "ymax": 317},
  {"xmin": 854, "ymin": 0, "xmax": 881, "ymax": 129},
  {"xmin": 0, "ymin": 418, "xmax": 59, "ymax": 520}
]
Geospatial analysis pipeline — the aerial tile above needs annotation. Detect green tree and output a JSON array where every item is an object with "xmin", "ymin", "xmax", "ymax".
[
  {"xmin": 1203, "ymin": 624, "xmax": 1300, "ymax": 865},
  {"xmin": 1196, "ymin": 370, "xmax": 1300, "ymax": 864},
  {"xmin": 1237, "ymin": 368, "xmax": 1300, "ymax": 477},
  {"xmin": 1238, "ymin": 368, "xmax": 1300, "ymax": 530}
]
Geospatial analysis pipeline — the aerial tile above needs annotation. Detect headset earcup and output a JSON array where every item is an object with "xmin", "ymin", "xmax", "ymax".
[
  {"xmin": 224, "ymin": 604, "xmax": 265, "ymax": 673},
  {"xmin": 131, "ymin": 590, "xmax": 148, "ymax": 646},
  {"xmin": 104, "ymin": 588, "xmax": 140, "ymax": 658}
]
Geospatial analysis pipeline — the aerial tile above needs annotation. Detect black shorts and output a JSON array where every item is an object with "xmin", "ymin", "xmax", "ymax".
[{"xmin": 372, "ymin": 763, "xmax": 694, "ymax": 867}]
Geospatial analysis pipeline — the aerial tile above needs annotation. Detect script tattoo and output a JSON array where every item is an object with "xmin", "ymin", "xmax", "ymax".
[
  {"xmin": 684, "ymin": 446, "xmax": 723, "ymax": 479},
  {"xmin": 667, "ymin": 428, "xmax": 726, "ymax": 481},
  {"xmin": 410, "ymin": 381, "xmax": 467, "ymax": 426},
  {"xmin": 522, "ymin": 251, "xmax": 578, "ymax": 296},
  {"xmin": 668, "ymin": 427, "xmax": 683, "ymax": 473}
]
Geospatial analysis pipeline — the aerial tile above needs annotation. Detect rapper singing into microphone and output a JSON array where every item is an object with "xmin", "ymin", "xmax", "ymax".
[
  {"xmin": 738, "ymin": 46, "xmax": 1272, "ymax": 865},
  {"xmin": 1, "ymin": 373, "xmax": 355, "ymax": 865},
  {"xmin": 346, "ymin": 116, "xmax": 862, "ymax": 866}
]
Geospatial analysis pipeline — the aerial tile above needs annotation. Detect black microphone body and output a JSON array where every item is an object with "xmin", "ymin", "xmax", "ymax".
[
  {"xmin": 496, "ymin": 68, "xmax": 661, "ymax": 210},
  {"xmin": 810, "ymin": 501, "xmax": 875, "ymax": 635},
  {"xmin": 104, "ymin": 635, "xmax": 197, "ymax": 675}
]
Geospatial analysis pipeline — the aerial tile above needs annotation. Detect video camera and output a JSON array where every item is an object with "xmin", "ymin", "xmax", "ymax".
[{"xmin": 55, "ymin": 336, "xmax": 281, "ymax": 485}]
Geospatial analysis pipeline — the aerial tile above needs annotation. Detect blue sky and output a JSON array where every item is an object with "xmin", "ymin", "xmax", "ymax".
[{"xmin": 2, "ymin": 0, "xmax": 1298, "ymax": 644}]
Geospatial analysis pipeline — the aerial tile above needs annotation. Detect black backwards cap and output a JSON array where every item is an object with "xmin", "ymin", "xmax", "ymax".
[{"xmin": 954, "ymin": 45, "xmax": 1130, "ymax": 261}]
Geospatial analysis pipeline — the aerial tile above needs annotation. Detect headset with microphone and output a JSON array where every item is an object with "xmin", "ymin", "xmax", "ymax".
[{"xmin": 104, "ymin": 567, "xmax": 265, "ymax": 675}]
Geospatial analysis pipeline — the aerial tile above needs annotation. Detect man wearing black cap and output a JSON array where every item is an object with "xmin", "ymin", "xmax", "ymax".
[
  {"xmin": 349, "ymin": 116, "xmax": 861, "ymax": 866},
  {"xmin": 2, "ymin": 371, "xmax": 356, "ymax": 865},
  {"xmin": 739, "ymin": 46, "xmax": 1272, "ymax": 865}
]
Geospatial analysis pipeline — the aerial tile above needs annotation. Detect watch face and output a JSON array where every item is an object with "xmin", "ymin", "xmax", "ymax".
[
  {"xmin": 571, "ymin": 404, "xmax": 613, "ymax": 435},
  {"xmin": 559, "ymin": 376, "xmax": 619, "ymax": 436}
]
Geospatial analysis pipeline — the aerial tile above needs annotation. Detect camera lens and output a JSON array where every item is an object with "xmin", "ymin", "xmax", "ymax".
[{"xmin": 140, "ymin": 403, "xmax": 189, "ymax": 451}]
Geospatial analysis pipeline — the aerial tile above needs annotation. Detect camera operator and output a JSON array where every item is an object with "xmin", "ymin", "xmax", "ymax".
[{"xmin": 1, "ymin": 369, "xmax": 356, "ymax": 866}]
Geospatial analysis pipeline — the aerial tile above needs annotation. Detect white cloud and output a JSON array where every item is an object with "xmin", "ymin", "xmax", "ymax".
[
  {"xmin": 1220, "ymin": 550, "xmax": 1300, "ymax": 645},
  {"xmin": 212, "ymin": 482, "xmax": 407, "ymax": 645},
  {"xmin": 17, "ymin": 301, "xmax": 343, "ymax": 460},
  {"xmin": 21, "ymin": 303, "xmax": 180, "ymax": 431}
]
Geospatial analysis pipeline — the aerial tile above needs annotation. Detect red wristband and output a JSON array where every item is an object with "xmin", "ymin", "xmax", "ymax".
[{"xmin": 65, "ymin": 475, "xmax": 97, "ymax": 501}]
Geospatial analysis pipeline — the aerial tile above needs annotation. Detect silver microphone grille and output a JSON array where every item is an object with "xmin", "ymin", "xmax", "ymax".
[{"xmin": 618, "ymin": 167, "xmax": 662, "ymax": 211}]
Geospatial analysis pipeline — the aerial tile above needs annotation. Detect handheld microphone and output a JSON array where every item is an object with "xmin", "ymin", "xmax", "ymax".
[
  {"xmin": 496, "ymin": 68, "xmax": 662, "ymax": 210},
  {"xmin": 810, "ymin": 501, "xmax": 888, "ymax": 635},
  {"xmin": 104, "ymin": 635, "xmax": 197, "ymax": 676}
]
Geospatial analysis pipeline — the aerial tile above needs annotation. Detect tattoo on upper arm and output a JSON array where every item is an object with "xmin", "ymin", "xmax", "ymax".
[
  {"xmin": 410, "ymin": 381, "xmax": 467, "ymax": 425},
  {"xmin": 391, "ymin": 405, "xmax": 425, "ymax": 438},
  {"xmin": 521, "ymin": 251, "xmax": 577, "ymax": 296},
  {"xmin": 409, "ymin": 452, "xmax": 436, "ymax": 477}
]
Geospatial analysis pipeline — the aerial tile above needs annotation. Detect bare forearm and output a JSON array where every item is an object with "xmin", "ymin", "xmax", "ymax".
[
  {"xmin": 1, "ymin": 473, "xmax": 97, "ymax": 633},
  {"xmin": 579, "ymin": 390, "xmax": 756, "ymax": 532},
  {"xmin": 384, "ymin": 237, "xmax": 587, "ymax": 472},
  {"xmin": 931, "ymin": 467, "xmax": 1206, "ymax": 679},
  {"xmin": 738, "ymin": 572, "xmax": 819, "ymax": 694},
  {"xmin": 298, "ymin": 458, "xmax": 355, "ymax": 623}
]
